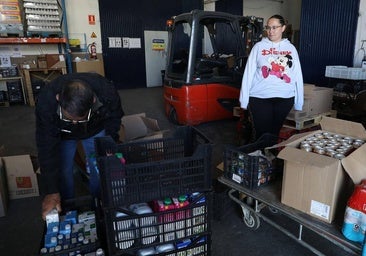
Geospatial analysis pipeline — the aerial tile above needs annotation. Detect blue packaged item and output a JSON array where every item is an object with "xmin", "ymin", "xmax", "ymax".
[
  {"xmin": 46, "ymin": 222, "xmax": 59, "ymax": 234},
  {"xmin": 44, "ymin": 233, "xmax": 58, "ymax": 248},
  {"xmin": 176, "ymin": 238, "xmax": 191, "ymax": 249},
  {"xmin": 65, "ymin": 210, "xmax": 78, "ymax": 224},
  {"xmin": 59, "ymin": 220, "xmax": 72, "ymax": 235},
  {"xmin": 342, "ymin": 207, "xmax": 365, "ymax": 243}
]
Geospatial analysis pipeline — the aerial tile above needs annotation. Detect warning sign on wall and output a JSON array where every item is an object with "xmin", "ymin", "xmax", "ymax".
[
  {"xmin": 152, "ymin": 39, "xmax": 165, "ymax": 51},
  {"xmin": 88, "ymin": 15, "xmax": 95, "ymax": 25}
]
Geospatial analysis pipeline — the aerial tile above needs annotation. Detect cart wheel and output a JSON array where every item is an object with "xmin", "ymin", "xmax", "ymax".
[
  {"xmin": 168, "ymin": 107, "xmax": 179, "ymax": 125},
  {"xmin": 269, "ymin": 206, "xmax": 279, "ymax": 214},
  {"xmin": 242, "ymin": 207, "xmax": 260, "ymax": 230}
]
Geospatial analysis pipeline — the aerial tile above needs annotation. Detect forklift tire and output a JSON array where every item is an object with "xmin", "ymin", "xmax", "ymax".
[{"xmin": 168, "ymin": 107, "xmax": 180, "ymax": 125}]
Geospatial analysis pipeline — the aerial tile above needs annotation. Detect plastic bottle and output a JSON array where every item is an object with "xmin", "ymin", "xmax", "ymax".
[
  {"xmin": 95, "ymin": 248, "xmax": 105, "ymax": 256},
  {"xmin": 152, "ymin": 198, "xmax": 175, "ymax": 242},
  {"xmin": 342, "ymin": 180, "xmax": 366, "ymax": 243},
  {"xmin": 114, "ymin": 211, "xmax": 135, "ymax": 249},
  {"xmin": 129, "ymin": 202, "xmax": 157, "ymax": 244},
  {"xmin": 172, "ymin": 195, "xmax": 191, "ymax": 238},
  {"xmin": 115, "ymin": 152, "xmax": 126, "ymax": 164}
]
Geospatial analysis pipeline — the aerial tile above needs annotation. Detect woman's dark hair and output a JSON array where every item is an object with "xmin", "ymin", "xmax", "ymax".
[
  {"xmin": 269, "ymin": 14, "xmax": 286, "ymax": 26},
  {"xmin": 59, "ymin": 79, "xmax": 94, "ymax": 117}
]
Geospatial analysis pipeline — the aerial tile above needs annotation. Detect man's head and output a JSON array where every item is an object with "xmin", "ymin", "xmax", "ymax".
[{"xmin": 56, "ymin": 79, "xmax": 95, "ymax": 123}]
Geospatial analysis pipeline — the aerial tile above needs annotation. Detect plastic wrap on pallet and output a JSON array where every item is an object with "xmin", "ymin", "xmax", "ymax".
[
  {"xmin": 325, "ymin": 66, "xmax": 366, "ymax": 80},
  {"xmin": 95, "ymin": 126, "xmax": 212, "ymax": 208}
]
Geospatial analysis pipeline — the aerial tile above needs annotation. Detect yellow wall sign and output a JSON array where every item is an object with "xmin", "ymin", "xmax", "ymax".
[{"xmin": 152, "ymin": 39, "xmax": 165, "ymax": 51}]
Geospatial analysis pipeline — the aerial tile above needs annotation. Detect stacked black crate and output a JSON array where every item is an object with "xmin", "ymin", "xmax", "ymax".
[
  {"xmin": 6, "ymin": 80, "xmax": 23, "ymax": 103},
  {"xmin": 95, "ymin": 126, "xmax": 213, "ymax": 256}
]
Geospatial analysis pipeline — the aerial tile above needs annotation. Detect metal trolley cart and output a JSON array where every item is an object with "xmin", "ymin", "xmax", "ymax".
[{"xmin": 218, "ymin": 133, "xmax": 361, "ymax": 256}]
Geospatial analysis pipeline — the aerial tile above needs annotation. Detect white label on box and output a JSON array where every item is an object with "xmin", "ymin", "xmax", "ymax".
[
  {"xmin": 232, "ymin": 173, "xmax": 242, "ymax": 184},
  {"xmin": 310, "ymin": 200, "xmax": 330, "ymax": 220}
]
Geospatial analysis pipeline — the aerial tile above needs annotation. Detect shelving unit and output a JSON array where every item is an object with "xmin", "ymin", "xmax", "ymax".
[
  {"xmin": 0, "ymin": 65, "xmax": 26, "ymax": 106},
  {"xmin": 0, "ymin": 37, "xmax": 67, "ymax": 44},
  {"xmin": 23, "ymin": 67, "xmax": 67, "ymax": 106}
]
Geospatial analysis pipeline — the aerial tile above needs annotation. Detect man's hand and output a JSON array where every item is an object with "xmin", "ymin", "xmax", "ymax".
[{"xmin": 42, "ymin": 193, "xmax": 61, "ymax": 220}]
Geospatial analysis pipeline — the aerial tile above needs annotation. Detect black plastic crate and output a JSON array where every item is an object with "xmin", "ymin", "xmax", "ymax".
[
  {"xmin": 39, "ymin": 196, "xmax": 104, "ymax": 255},
  {"xmin": 103, "ymin": 192, "xmax": 211, "ymax": 256},
  {"xmin": 223, "ymin": 133, "xmax": 280, "ymax": 189},
  {"xmin": 95, "ymin": 126, "xmax": 212, "ymax": 207},
  {"xmin": 6, "ymin": 80, "xmax": 24, "ymax": 103}
]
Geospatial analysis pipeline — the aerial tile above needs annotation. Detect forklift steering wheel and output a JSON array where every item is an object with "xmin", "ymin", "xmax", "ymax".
[{"xmin": 210, "ymin": 52, "xmax": 222, "ymax": 59}]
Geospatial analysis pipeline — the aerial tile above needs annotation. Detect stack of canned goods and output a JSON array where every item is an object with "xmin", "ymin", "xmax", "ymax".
[{"xmin": 299, "ymin": 132, "xmax": 365, "ymax": 159}]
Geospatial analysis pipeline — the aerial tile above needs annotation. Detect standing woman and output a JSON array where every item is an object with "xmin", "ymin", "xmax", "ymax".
[{"xmin": 239, "ymin": 14, "xmax": 303, "ymax": 141}]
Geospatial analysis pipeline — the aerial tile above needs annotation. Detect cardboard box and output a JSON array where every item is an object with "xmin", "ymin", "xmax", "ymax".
[
  {"xmin": 2, "ymin": 155, "xmax": 39, "ymax": 200},
  {"xmin": 72, "ymin": 59, "xmax": 105, "ymax": 76},
  {"xmin": 0, "ymin": 159, "xmax": 8, "ymax": 217},
  {"xmin": 11, "ymin": 56, "xmax": 37, "ymax": 69},
  {"xmin": 46, "ymin": 54, "xmax": 66, "ymax": 69},
  {"xmin": 287, "ymin": 84, "xmax": 334, "ymax": 120},
  {"xmin": 75, "ymin": 113, "xmax": 167, "ymax": 173},
  {"xmin": 37, "ymin": 56, "xmax": 47, "ymax": 69},
  {"xmin": 119, "ymin": 113, "xmax": 166, "ymax": 142},
  {"xmin": 277, "ymin": 116, "xmax": 366, "ymax": 223}
]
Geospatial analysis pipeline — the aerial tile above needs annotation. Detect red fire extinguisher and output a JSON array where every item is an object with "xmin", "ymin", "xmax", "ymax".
[{"xmin": 89, "ymin": 42, "xmax": 97, "ymax": 59}]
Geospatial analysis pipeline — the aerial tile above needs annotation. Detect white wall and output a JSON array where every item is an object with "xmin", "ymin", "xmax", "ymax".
[{"xmin": 65, "ymin": 0, "xmax": 102, "ymax": 53}]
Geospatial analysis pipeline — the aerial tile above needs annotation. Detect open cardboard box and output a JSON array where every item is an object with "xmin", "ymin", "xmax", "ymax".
[
  {"xmin": 76, "ymin": 113, "xmax": 167, "ymax": 172},
  {"xmin": 275, "ymin": 116, "xmax": 366, "ymax": 223},
  {"xmin": 1, "ymin": 155, "xmax": 39, "ymax": 202},
  {"xmin": 119, "ymin": 113, "xmax": 167, "ymax": 142}
]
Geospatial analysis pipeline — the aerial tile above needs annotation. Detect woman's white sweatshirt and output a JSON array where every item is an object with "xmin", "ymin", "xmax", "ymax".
[{"xmin": 239, "ymin": 37, "xmax": 304, "ymax": 111}]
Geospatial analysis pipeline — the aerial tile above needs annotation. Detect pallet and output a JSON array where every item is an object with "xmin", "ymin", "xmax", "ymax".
[
  {"xmin": 26, "ymin": 31, "xmax": 63, "ymax": 38},
  {"xmin": 284, "ymin": 110, "xmax": 337, "ymax": 130},
  {"xmin": 0, "ymin": 101, "xmax": 10, "ymax": 107},
  {"xmin": 0, "ymin": 31, "xmax": 24, "ymax": 38}
]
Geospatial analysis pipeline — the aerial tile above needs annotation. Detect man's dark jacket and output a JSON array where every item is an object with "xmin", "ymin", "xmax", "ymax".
[{"xmin": 35, "ymin": 72, "xmax": 124, "ymax": 196}]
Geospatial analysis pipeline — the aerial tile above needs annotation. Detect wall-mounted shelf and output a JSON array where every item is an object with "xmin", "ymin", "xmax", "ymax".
[{"xmin": 0, "ymin": 37, "xmax": 67, "ymax": 44}]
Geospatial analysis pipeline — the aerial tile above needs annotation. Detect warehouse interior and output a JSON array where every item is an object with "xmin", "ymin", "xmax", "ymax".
[{"xmin": 0, "ymin": 0, "xmax": 366, "ymax": 255}]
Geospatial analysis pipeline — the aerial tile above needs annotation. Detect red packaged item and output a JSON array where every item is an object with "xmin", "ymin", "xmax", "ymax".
[
  {"xmin": 172, "ymin": 195, "xmax": 191, "ymax": 239},
  {"xmin": 342, "ymin": 180, "xmax": 366, "ymax": 243},
  {"xmin": 152, "ymin": 198, "xmax": 176, "ymax": 242},
  {"xmin": 348, "ymin": 180, "xmax": 366, "ymax": 213}
]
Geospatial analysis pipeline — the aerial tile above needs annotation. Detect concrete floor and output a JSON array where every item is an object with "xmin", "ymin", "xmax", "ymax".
[{"xmin": 0, "ymin": 86, "xmax": 359, "ymax": 255}]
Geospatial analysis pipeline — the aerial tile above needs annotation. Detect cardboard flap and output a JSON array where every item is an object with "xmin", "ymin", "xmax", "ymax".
[
  {"xmin": 141, "ymin": 116, "xmax": 160, "ymax": 132},
  {"xmin": 267, "ymin": 131, "xmax": 315, "ymax": 149},
  {"xmin": 342, "ymin": 144, "xmax": 366, "ymax": 184},
  {"xmin": 320, "ymin": 116, "xmax": 366, "ymax": 139},
  {"xmin": 121, "ymin": 113, "xmax": 148, "ymax": 141},
  {"xmin": 278, "ymin": 147, "xmax": 337, "ymax": 168}
]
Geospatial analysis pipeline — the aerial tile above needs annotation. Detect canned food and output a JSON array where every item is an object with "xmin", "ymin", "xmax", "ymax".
[
  {"xmin": 300, "ymin": 144, "xmax": 312, "ymax": 152},
  {"xmin": 334, "ymin": 153, "xmax": 345, "ymax": 159}
]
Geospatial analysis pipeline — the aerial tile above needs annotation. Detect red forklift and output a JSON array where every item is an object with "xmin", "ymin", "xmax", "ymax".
[{"xmin": 163, "ymin": 9, "xmax": 263, "ymax": 125}]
